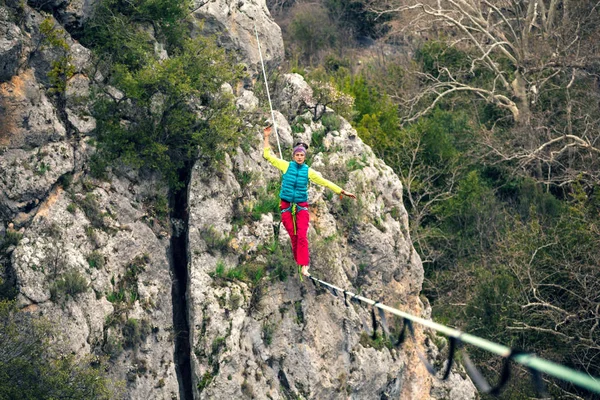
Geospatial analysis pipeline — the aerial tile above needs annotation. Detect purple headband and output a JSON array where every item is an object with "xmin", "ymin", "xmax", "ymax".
[{"xmin": 293, "ymin": 146, "xmax": 307, "ymax": 155}]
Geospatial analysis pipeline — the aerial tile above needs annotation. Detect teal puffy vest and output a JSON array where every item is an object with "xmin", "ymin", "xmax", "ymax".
[{"xmin": 279, "ymin": 162, "xmax": 309, "ymax": 203}]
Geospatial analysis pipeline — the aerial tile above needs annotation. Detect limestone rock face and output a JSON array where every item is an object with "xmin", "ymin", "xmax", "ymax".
[
  {"xmin": 27, "ymin": 0, "xmax": 95, "ymax": 29},
  {"xmin": 1, "ymin": 3, "xmax": 179, "ymax": 397},
  {"xmin": 0, "ymin": 70, "xmax": 67, "ymax": 149},
  {"xmin": 0, "ymin": 12, "xmax": 23, "ymax": 82},
  {"xmin": 190, "ymin": 0, "xmax": 284, "ymax": 70},
  {"xmin": 0, "ymin": 8, "xmax": 97, "ymax": 222},
  {"xmin": 187, "ymin": 74, "xmax": 477, "ymax": 399},
  {"xmin": 10, "ymin": 172, "xmax": 180, "ymax": 399},
  {"xmin": 272, "ymin": 73, "xmax": 315, "ymax": 118}
]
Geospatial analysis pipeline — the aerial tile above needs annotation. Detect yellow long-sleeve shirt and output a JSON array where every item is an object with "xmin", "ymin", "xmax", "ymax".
[{"xmin": 263, "ymin": 148, "xmax": 343, "ymax": 195}]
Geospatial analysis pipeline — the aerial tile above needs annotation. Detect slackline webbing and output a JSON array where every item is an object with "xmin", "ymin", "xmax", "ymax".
[{"xmin": 307, "ymin": 275, "xmax": 600, "ymax": 396}]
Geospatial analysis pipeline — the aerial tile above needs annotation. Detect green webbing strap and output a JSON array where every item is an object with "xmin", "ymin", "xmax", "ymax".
[
  {"xmin": 370, "ymin": 307, "xmax": 378, "ymax": 340},
  {"xmin": 308, "ymin": 276, "xmax": 600, "ymax": 395}
]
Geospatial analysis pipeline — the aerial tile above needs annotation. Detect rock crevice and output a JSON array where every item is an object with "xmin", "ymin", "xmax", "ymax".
[{"xmin": 170, "ymin": 167, "xmax": 193, "ymax": 400}]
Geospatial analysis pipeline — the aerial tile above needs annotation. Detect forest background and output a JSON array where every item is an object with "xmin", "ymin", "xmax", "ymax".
[{"xmin": 267, "ymin": 0, "xmax": 600, "ymax": 399}]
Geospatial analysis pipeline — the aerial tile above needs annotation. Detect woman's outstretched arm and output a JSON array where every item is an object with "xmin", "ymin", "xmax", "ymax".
[{"xmin": 308, "ymin": 169, "xmax": 356, "ymax": 199}]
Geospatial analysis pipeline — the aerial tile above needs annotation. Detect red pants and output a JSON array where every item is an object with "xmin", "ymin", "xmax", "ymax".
[{"xmin": 280, "ymin": 201, "xmax": 310, "ymax": 266}]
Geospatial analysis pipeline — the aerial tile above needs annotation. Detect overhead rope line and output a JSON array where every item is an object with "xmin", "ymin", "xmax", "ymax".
[
  {"xmin": 307, "ymin": 275, "xmax": 600, "ymax": 396},
  {"xmin": 254, "ymin": 24, "xmax": 283, "ymax": 159}
]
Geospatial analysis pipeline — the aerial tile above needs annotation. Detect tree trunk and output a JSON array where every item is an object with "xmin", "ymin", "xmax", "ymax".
[{"xmin": 511, "ymin": 70, "xmax": 530, "ymax": 124}]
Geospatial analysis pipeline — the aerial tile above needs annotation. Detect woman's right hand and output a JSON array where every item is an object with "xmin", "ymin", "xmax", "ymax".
[{"xmin": 263, "ymin": 126, "xmax": 272, "ymax": 136}]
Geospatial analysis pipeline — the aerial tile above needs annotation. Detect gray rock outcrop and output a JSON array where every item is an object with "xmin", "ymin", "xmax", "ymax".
[
  {"xmin": 11, "ymin": 173, "xmax": 180, "ymax": 399},
  {"xmin": 0, "ymin": 10, "xmax": 22, "ymax": 82},
  {"xmin": 190, "ymin": 0, "xmax": 284, "ymax": 70}
]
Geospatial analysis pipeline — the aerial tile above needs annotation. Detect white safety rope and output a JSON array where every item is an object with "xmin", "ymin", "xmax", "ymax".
[{"xmin": 254, "ymin": 24, "xmax": 283, "ymax": 159}]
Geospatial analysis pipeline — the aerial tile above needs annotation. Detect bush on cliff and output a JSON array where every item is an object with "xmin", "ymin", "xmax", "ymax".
[{"xmin": 81, "ymin": 0, "xmax": 245, "ymax": 189}]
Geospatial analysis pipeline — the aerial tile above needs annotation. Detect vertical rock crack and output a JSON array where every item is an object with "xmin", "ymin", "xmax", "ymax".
[{"xmin": 170, "ymin": 167, "xmax": 193, "ymax": 399}]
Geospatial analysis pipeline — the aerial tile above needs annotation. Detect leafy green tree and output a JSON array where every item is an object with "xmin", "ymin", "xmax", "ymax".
[
  {"xmin": 0, "ymin": 301, "xmax": 118, "ymax": 399},
  {"xmin": 93, "ymin": 36, "xmax": 243, "ymax": 188},
  {"xmin": 80, "ymin": 0, "xmax": 189, "ymax": 70},
  {"xmin": 83, "ymin": 0, "xmax": 245, "ymax": 189}
]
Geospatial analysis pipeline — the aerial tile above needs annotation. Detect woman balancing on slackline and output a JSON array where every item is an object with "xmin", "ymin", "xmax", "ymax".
[{"xmin": 263, "ymin": 125, "xmax": 356, "ymax": 279}]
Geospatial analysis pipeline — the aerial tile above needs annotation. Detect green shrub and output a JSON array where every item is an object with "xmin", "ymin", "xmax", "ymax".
[
  {"xmin": 39, "ymin": 18, "xmax": 75, "ymax": 95},
  {"xmin": 332, "ymin": 196, "xmax": 364, "ymax": 231},
  {"xmin": 75, "ymin": 193, "xmax": 105, "ymax": 229},
  {"xmin": 213, "ymin": 260, "xmax": 266, "ymax": 286},
  {"xmin": 359, "ymin": 332, "xmax": 392, "ymax": 351},
  {"xmin": 106, "ymin": 289, "xmax": 126, "ymax": 304},
  {"xmin": 242, "ymin": 263, "xmax": 265, "ymax": 285},
  {"xmin": 122, "ymin": 318, "xmax": 151, "ymax": 349},
  {"xmin": 213, "ymin": 260, "xmax": 226, "ymax": 278},
  {"xmin": 89, "ymin": 153, "xmax": 109, "ymax": 180},
  {"xmin": 229, "ymin": 293, "xmax": 242, "ymax": 310},
  {"xmin": 2, "ymin": 230, "xmax": 22, "ymax": 250},
  {"xmin": 90, "ymin": 35, "xmax": 244, "ymax": 190},
  {"xmin": 225, "ymin": 267, "xmax": 244, "ymax": 281},
  {"xmin": 265, "ymin": 242, "xmax": 295, "ymax": 282},
  {"xmin": 209, "ymin": 336, "xmax": 227, "ymax": 366},
  {"xmin": 58, "ymin": 172, "xmax": 73, "ymax": 189},
  {"xmin": 322, "ymin": 113, "xmax": 341, "ymax": 131},
  {"xmin": 346, "ymin": 157, "xmax": 365, "ymax": 171},
  {"xmin": 153, "ymin": 194, "xmax": 170, "ymax": 220},
  {"xmin": 197, "ymin": 372, "xmax": 213, "ymax": 393},
  {"xmin": 262, "ymin": 322, "xmax": 275, "ymax": 346},
  {"xmin": 294, "ymin": 300, "xmax": 304, "ymax": 325},
  {"xmin": 81, "ymin": 0, "xmax": 244, "ymax": 190},
  {"xmin": 251, "ymin": 195, "xmax": 280, "ymax": 221},
  {"xmin": 86, "ymin": 251, "xmax": 104, "ymax": 269},
  {"xmin": 200, "ymin": 226, "xmax": 230, "ymax": 255},
  {"xmin": 50, "ymin": 270, "xmax": 88, "ymax": 301},
  {"xmin": 105, "ymin": 254, "xmax": 148, "ymax": 307},
  {"xmin": 289, "ymin": 4, "xmax": 339, "ymax": 64},
  {"xmin": 291, "ymin": 123, "xmax": 306, "ymax": 134},
  {"xmin": 126, "ymin": 254, "xmax": 149, "ymax": 280},
  {"xmin": 311, "ymin": 127, "xmax": 327, "ymax": 153},
  {"xmin": 35, "ymin": 162, "xmax": 50, "ymax": 175},
  {"xmin": 234, "ymin": 170, "xmax": 255, "ymax": 190}
]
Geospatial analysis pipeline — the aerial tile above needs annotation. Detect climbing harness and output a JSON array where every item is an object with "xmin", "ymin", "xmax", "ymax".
[
  {"xmin": 280, "ymin": 203, "xmax": 308, "ymax": 235},
  {"xmin": 306, "ymin": 275, "xmax": 600, "ymax": 397}
]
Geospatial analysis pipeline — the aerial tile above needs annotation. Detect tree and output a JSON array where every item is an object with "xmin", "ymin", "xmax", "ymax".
[
  {"xmin": 84, "ymin": 0, "xmax": 245, "ymax": 189},
  {"xmin": 370, "ymin": 0, "xmax": 600, "ymax": 189}
]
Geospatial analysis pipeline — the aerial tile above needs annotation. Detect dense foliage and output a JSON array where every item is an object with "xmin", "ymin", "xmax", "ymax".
[
  {"xmin": 81, "ymin": 0, "xmax": 245, "ymax": 189},
  {"xmin": 274, "ymin": 1, "xmax": 600, "ymax": 398}
]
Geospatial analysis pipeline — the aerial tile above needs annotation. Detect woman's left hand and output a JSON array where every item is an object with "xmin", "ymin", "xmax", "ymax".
[{"xmin": 341, "ymin": 190, "xmax": 356, "ymax": 199}]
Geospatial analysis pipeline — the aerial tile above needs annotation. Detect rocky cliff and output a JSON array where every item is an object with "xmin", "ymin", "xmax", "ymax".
[{"xmin": 0, "ymin": 0, "xmax": 476, "ymax": 399}]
